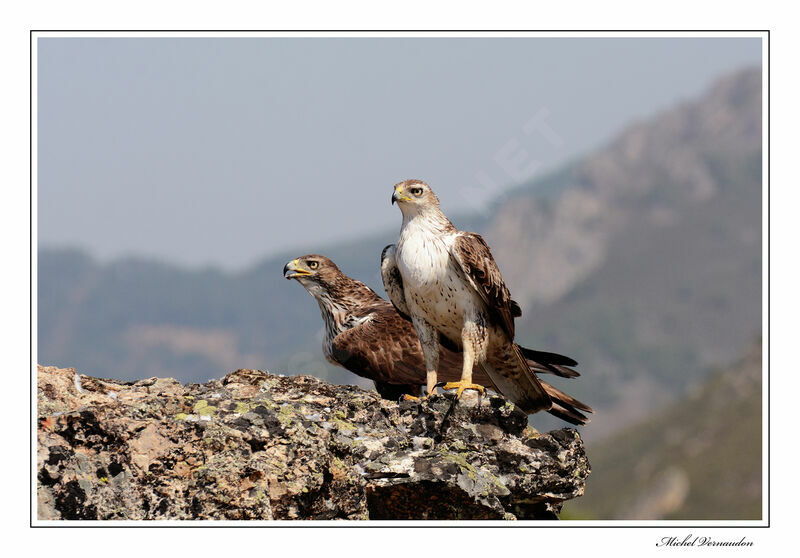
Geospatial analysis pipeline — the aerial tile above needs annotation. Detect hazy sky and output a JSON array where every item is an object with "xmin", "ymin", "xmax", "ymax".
[{"xmin": 37, "ymin": 36, "xmax": 762, "ymax": 270}]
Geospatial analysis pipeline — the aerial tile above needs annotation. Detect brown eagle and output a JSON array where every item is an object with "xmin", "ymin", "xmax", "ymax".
[
  {"xmin": 389, "ymin": 179, "xmax": 581, "ymax": 415},
  {"xmin": 284, "ymin": 254, "xmax": 591, "ymax": 425}
]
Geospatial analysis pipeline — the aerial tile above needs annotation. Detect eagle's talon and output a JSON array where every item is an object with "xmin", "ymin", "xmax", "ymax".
[{"xmin": 441, "ymin": 381, "xmax": 486, "ymax": 399}]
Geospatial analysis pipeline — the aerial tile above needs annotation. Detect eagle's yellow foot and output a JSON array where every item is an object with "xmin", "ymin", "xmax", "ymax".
[{"xmin": 442, "ymin": 381, "xmax": 486, "ymax": 399}]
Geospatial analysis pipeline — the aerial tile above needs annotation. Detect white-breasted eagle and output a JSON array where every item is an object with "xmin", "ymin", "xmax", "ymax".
[{"xmin": 388, "ymin": 179, "xmax": 583, "ymax": 415}]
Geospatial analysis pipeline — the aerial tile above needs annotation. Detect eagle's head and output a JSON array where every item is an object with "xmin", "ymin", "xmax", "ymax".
[
  {"xmin": 284, "ymin": 254, "xmax": 379, "ymax": 319},
  {"xmin": 283, "ymin": 254, "xmax": 340, "ymax": 284},
  {"xmin": 284, "ymin": 254, "xmax": 356, "ymax": 300},
  {"xmin": 391, "ymin": 179, "xmax": 440, "ymax": 214}
]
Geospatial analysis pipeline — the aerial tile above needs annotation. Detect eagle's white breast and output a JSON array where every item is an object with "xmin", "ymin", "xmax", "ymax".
[
  {"xmin": 397, "ymin": 219, "xmax": 452, "ymax": 289},
  {"xmin": 397, "ymin": 219, "xmax": 480, "ymax": 341}
]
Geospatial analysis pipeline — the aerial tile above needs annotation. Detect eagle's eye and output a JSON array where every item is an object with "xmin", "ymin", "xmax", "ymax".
[
  {"xmin": 410, "ymin": 187, "xmax": 423, "ymax": 197},
  {"xmin": 308, "ymin": 261, "xmax": 319, "ymax": 270}
]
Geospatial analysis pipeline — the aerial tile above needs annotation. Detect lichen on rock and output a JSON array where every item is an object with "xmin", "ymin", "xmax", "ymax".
[{"xmin": 37, "ymin": 365, "xmax": 590, "ymax": 520}]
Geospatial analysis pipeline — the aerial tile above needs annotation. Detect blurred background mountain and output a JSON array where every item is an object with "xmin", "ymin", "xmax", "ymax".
[
  {"xmin": 565, "ymin": 340, "xmax": 762, "ymax": 520},
  {"xmin": 37, "ymin": 57, "xmax": 763, "ymax": 519}
]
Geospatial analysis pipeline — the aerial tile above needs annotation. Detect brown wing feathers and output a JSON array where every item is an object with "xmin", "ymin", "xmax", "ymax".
[
  {"xmin": 330, "ymin": 304, "xmax": 499, "ymax": 391},
  {"xmin": 330, "ymin": 307, "xmax": 425, "ymax": 387},
  {"xmin": 451, "ymin": 233, "xmax": 517, "ymax": 339}
]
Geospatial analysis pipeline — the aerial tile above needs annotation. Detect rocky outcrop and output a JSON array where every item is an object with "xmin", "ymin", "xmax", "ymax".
[{"xmin": 37, "ymin": 365, "xmax": 590, "ymax": 520}]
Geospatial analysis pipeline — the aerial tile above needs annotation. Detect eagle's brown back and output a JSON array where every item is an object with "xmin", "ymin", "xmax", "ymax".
[{"xmin": 329, "ymin": 301, "xmax": 496, "ymax": 389}]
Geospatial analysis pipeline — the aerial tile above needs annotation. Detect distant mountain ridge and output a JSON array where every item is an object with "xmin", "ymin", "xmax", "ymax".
[
  {"xmin": 566, "ymin": 340, "xmax": 762, "ymax": 520},
  {"xmin": 38, "ymin": 67, "xmax": 762, "ymax": 440}
]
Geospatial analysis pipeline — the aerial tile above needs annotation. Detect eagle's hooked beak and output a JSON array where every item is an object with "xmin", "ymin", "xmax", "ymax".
[
  {"xmin": 283, "ymin": 259, "xmax": 313, "ymax": 279},
  {"xmin": 392, "ymin": 185, "xmax": 412, "ymax": 205}
]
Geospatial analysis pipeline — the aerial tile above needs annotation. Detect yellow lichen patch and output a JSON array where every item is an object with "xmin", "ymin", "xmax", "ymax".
[
  {"xmin": 234, "ymin": 402, "xmax": 251, "ymax": 414},
  {"xmin": 450, "ymin": 439, "xmax": 467, "ymax": 451},
  {"xmin": 193, "ymin": 400, "xmax": 217, "ymax": 416},
  {"xmin": 277, "ymin": 404, "xmax": 295, "ymax": 426},
  {"xmin": 332, "ymin": 410, "xmax": 356, "ymax": 431},
  {"xmin": 333, "ymin": 417, "xmax": 356, "ymax": 432},
  {"xmin": 439, "ymin": 449, "xmax": 476, "ymax": 473}
]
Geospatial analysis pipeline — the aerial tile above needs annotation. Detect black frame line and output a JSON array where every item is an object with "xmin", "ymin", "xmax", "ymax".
[{"xmin": 29, "ymin": 29, "xmax": 770, "ymax": 529}]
